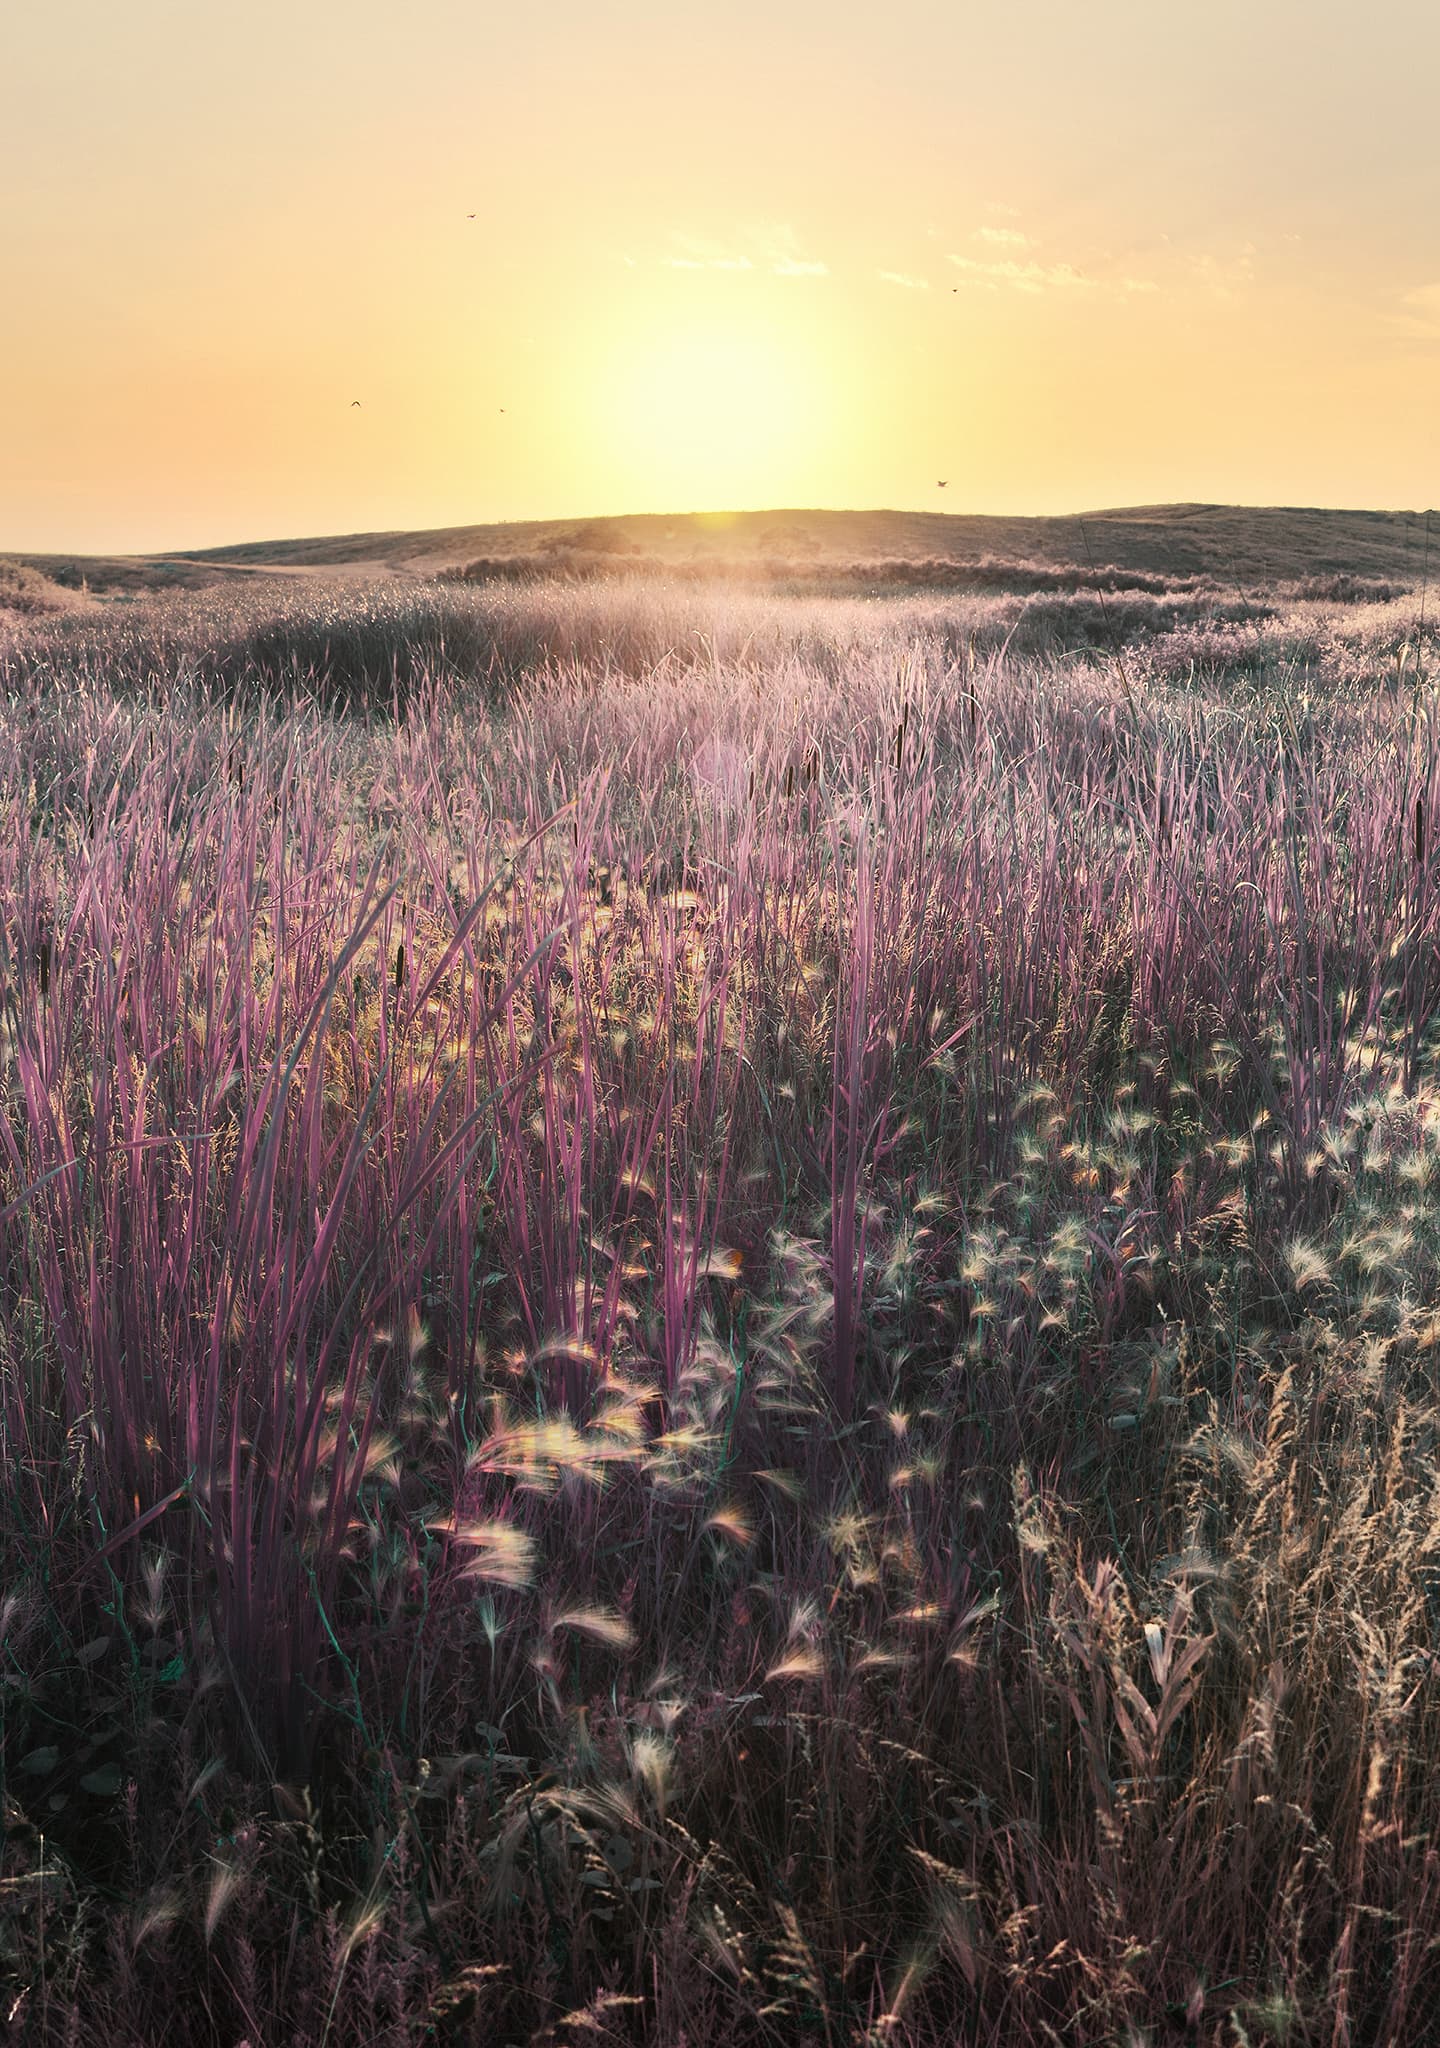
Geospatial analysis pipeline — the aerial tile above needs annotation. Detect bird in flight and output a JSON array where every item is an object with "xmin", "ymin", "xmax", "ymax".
[
  {"xmin": 937, "ymin": 480, "xmax": 948, "ymax": 488},
  {"xmin": 351, "ymin": 400, "xmax": 361, "ymax": 408},
  {"xmin": 467, "ymin": 213, "xmax": 476, "ymax": 218}
]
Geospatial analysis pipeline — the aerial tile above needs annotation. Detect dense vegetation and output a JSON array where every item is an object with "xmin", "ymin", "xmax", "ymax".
[{"xmin": 2, "ymin": 569, "xmax": 1440, "ymax": 2043}]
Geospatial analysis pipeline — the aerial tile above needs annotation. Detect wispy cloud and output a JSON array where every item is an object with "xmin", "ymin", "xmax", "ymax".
[
  {"xmin": 758, "ymin": 222, "xmax": 828, "ymax": 277},
  {"xmin": 947, "ymin": 254, "xmax": 1095, "ymax": 294},
  {"xmin": 1386, "ymin": 281, "xmax": 1440, "ymax": 341},
  {"xmin": 656, "ymin": 224, "xmax": 827, "ymax": 278},
  {"xmin": 662, "ymin": 231, "xmax": 752, "ymax": 272},
  {"xmin": 947, "ymin": 248, "xmax": 1164, "ymax": 298},
  {"xmin": 1186, "ymin": 243, "xmax": 1259, "ymax": 298},
  {"xmin": 878, "ymin": 269, "xmax": 931, "ymax": 290}
]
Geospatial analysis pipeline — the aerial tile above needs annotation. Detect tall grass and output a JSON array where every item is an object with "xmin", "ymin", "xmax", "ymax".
[{"xmin": 2, "ymin": 572, "xmax": 1440, "ymax": 2042}]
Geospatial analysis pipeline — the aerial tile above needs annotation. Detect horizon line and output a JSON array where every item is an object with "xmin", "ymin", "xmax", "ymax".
[{"xmin": 8, "ymin": 498, "xmax": 1438, "ymax": 564}]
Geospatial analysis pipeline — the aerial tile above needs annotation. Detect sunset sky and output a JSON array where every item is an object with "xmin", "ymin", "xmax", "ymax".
[{"xmin": 4, "ymin": 0, "xmax": 1439, "ymax": 553}]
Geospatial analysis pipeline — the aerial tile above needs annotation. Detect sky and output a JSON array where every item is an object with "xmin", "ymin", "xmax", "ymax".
[{"xmin": 3, "ymin": 0, "xmax": 1439, "ymax": 553}]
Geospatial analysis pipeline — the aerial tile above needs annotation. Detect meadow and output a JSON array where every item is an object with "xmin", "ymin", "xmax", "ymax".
[{"xmin": 3, "ymin": 557, "xmax": 1440, "ymax": 2044}]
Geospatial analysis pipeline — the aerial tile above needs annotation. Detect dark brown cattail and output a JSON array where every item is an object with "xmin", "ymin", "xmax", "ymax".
[
  {"xmin": 783, "ymin": 761, "xmax": 795, "ymax": 799},
  {"xmin": 394, "ymin": 942, "xmax": 405, "ymax": 996},
  {"xmin": 894, "ymin": 709, "xmax": 909, "ymax": 771},
  {"xmin": 1416, "ymin": 796, "xmax": 1426, "ymax": 869},
  {"xmin": 38, "ymin": 937, "xmax": 50, "ymax": 998},
  {"xmin": 748, "ymin": 768, "xmax": 756, "ymax": 802}
]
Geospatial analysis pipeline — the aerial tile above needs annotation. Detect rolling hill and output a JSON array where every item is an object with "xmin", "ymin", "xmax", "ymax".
[{"xmin": 6, "ymin": 502, "xmax": 1437, "ymax": 604}]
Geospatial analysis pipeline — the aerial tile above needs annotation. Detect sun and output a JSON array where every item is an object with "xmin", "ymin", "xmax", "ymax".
[{"xmin": 589, "ymin": 313, "xmax": 832, "ymax": 509}]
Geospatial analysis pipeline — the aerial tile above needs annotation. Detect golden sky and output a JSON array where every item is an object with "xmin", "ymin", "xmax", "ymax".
[{"xmin": 4, "ymin": 0, "xmax": 1439, "ymax": 552}]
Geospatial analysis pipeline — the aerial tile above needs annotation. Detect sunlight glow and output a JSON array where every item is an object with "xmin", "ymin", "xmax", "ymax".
[
  {"xmin": 5, "ymin": 0, "xmax": 1440, "ymax": 547},
  {"xmin": 589, "ymin": 316, "xmax": 834, "ymax": 510}
]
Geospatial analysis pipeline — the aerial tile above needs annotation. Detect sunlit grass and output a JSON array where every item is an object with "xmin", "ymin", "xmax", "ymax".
[{"xmin": 2, "ymin": 569, "xmax": 1440, "ymax": 2042}]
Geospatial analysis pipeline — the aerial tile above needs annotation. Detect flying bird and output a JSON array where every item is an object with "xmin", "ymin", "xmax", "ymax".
[
  {"xmin": 351, "ymin": 400, "xmax": 361, "ymax": 408},
  {"xmin": 937, "ymin": 480, "xmax": 947, "ymax": 488},
  {"xmin": 467, "ymin": 213, "xmax": 476, "ymax": 218}
]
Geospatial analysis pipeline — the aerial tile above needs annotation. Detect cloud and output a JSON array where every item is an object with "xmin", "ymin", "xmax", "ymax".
[
  {"xmin": 878, "ymin": 270, "xmax": 931, "ymax": 290},
  {"xmin": 976, "ymin": 226, "xmax": 1034, "ymax": 248},
  {"xmin": 657, "ymin": 223, "xmax": 826, "ymax": 278},
  {"xmin": 662, "ymin": 231, "xmax": 754, "ymax": 272},
  {"xmin": 1387, "ymin": 282, "xmax": 1440, "ymax": 341},
  {"xmin": 757, "ymin": 222, "xmax": 828, "ymax": 277},
  {"xmin": 947, "ymin": 249, "xmax": 1163, "ymax": 298},
  {"xmin": 1186, "ymin": 245, "xmax": 1259, "ymax": 298},
  {"xmin": 658, "ymin": 251, "xmax": 755, "ymax": 273},
  {"xmin": 947, "ymin": 254, "xmax": 1095, "ymax": 294}
]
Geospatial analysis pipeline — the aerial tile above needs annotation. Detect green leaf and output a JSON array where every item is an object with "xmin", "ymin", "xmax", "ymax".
[{"xmin": 80, "ymin": 1764, "xmax": 125, "ymax": 1797}]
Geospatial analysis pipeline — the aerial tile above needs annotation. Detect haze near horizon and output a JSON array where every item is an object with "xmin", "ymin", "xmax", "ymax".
[{"xmin": 4, "ymin": 0, "xmax": 1439, "ymax": 554}]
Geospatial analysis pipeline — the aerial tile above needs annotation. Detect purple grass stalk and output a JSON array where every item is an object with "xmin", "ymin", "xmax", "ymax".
[{"xmin": 829, "ymin": 822, "xmax": 875, "ymax": 1422}]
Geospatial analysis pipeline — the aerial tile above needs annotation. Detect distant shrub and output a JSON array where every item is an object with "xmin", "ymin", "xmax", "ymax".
[
  {"xmin": 1289, "ymin": 572, "xmax": 1414, "ymax": 603},
  {"xmin": 888, "ymin": 554, "xmax": 1198, "ymax": 596},
  {"xmin": 0, "ymin": 558, "xmax": 74, "ymax": 617},
  {"xmin": 756, "ymin": 520, "xmax": 821, "ymax": 556},
  {"xmin": 442, "ymin": 549, "xmax": 1237, "ymax": 604},
  {"xmin": 563, "ymin": 521, "xmax": 644, "ymax": 556},
  {"xmin": 437, "ymin": 553, "xmax": 550, "ymax": 583}
]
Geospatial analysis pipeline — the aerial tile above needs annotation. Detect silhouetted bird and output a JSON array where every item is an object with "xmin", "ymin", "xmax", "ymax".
[
  {"xmin": 351, "ymin": 400, "xmax": 361, "ymax": 408},
  {"xmin": 937, "ymin": 480, "xmax": 947, "ymax": 488}
]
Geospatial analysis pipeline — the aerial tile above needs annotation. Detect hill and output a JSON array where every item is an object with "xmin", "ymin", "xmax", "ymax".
[
  {"xmin": 173, "ymin": 502, "xmax": 1440, "ymax": 584},
  {"xmin": 6, "ymin": 502, "xmax": 1437, "ymax": 598}
]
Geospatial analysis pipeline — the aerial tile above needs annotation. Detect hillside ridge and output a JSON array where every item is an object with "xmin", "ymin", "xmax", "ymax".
[{"xmin": 8, "ymin": 502, "xmax": 1436, "ymax": 597}]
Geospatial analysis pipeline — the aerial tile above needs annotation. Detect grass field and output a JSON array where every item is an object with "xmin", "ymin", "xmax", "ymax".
[{"xmin": 3, "ymin": 539, "xmax": 1440, "ymax": 2043}]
